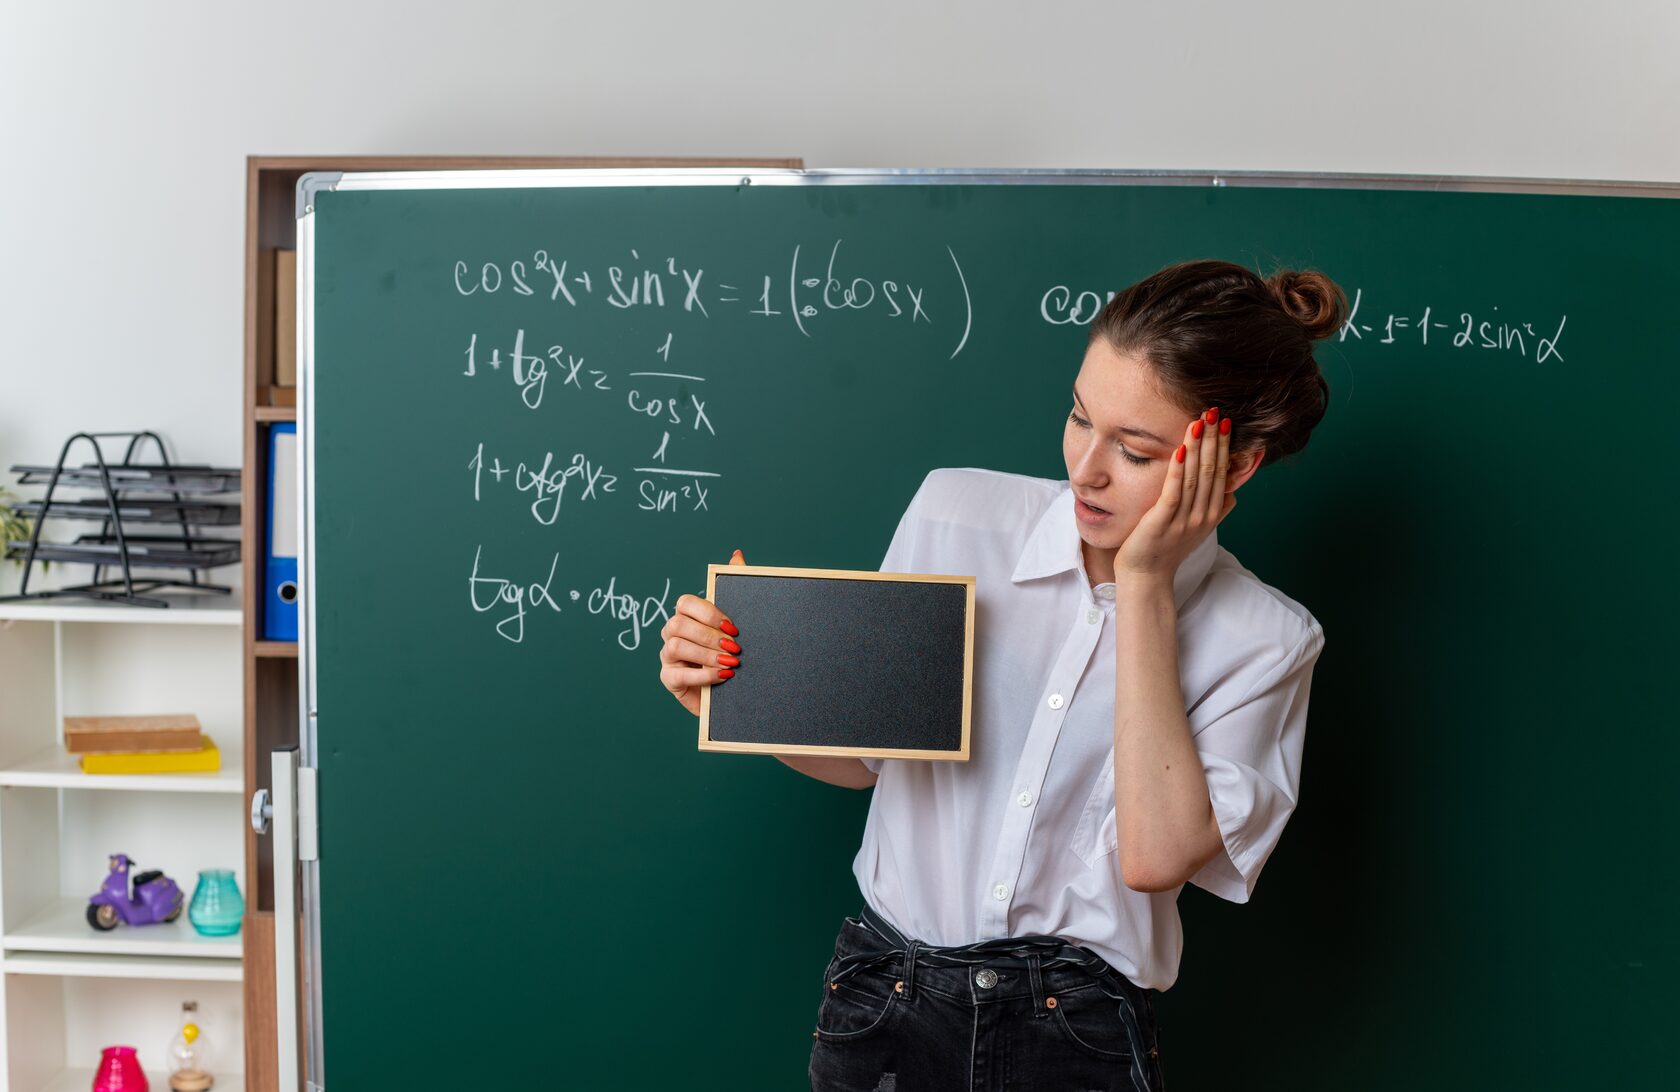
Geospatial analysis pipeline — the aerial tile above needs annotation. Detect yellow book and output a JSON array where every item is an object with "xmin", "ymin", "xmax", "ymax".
[{"xmin": 80, "ymin": 737, "xmax": 220, "ymax": 775}]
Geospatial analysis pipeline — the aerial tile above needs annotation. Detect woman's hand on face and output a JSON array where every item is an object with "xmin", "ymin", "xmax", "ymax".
[
  {"xmin": 1115, "ymin": 407, "xmax": 1237, "ymax": 584},
  {"xmin": 658, "ymin": 549, "xmax": 745, "ymax": 716}
]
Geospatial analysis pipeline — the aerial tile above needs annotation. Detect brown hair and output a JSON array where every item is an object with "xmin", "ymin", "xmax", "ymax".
[{"xmin": 1086, "ymin": 258, "xmax": 1346, "ymax": 467}]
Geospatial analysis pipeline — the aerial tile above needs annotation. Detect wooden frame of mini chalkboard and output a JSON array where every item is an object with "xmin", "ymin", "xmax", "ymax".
[{"xmin": 697, "ymin": 564, "xmax": 975, "ymax": 761}]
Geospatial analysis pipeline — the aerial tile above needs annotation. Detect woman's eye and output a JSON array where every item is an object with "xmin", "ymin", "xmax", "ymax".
[{"xmin": 1069, "ymin": 411, "xmax": 1151, "ymax": 466}]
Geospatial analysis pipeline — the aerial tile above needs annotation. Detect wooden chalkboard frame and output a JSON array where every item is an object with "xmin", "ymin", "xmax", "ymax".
[{"xmin": 696, "ymin": 564, "xmax": 976, "ymax": 760}]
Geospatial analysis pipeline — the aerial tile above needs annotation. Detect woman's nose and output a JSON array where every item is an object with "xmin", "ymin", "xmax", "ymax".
[{"xmin": 1072, "ymin": 437, "xmax": 1104, "ymax": 481}]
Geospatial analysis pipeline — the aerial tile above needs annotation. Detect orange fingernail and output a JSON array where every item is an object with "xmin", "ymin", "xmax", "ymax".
[
  {"xmin": 720, "ymin": 619, "xmax": 739, "ymax": 637},
  {"xmin": 1176, "ymin": 444, "xmax": 1186, "ymax": 462},
  {"xmin": 1205, "ymin": 407, "xmax": 1218, "ymax": 423},
  {"xmin": 1191, "ymin": 420, "xmax": 1204, "ymax": 439},
  {"xmin": 719, "ymin": 653, "xmax": 740, "ymax": 667},
  {"xmin": 718, "ymin": 668, "xmax": 734, "ymax": 679},
  {"xmin": 1220, "ymin": 417, "xmax": 1231, "ymax": 435},
  {"xmin": 721, "ymin": 637, "xmax": 741, "ymax": 654}
]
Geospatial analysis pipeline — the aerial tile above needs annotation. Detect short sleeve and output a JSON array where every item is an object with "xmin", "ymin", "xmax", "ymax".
[
  {"xmin": 1186, "ymin": 621, "xmax": 1325, "ymax": 903},
  {"xmin": 859, "ymin": 471, "xmax": 937, "ymax": 775},
  {"xmin": 878, "ymin": 470, "xmax": 937, "ymax": 574}
]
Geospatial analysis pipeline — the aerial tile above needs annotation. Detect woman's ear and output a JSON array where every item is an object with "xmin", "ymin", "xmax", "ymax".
[{"xmin": 1227, "ymin": 449, "xmax": 1265, "ymax": 492}]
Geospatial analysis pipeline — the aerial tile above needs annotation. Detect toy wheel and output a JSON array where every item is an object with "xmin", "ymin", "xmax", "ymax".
[{"xmin": 87, "ymin": 904, "xmax": 119, "ymax": 931}]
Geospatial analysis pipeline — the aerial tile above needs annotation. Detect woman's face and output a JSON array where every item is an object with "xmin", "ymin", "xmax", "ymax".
[{"xmin": 1062, "ymin": 338, "xmax": 1259, "ymax": 565}]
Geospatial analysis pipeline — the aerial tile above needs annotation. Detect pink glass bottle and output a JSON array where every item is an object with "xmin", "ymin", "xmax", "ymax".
[{"xmin": 93, "ymin": 1045, "xmax": 149, "ymax": 1091}]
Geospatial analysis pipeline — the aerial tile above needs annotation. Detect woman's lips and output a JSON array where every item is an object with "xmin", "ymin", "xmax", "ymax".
[{"xmin": 1075, "ymin": 495, "xmax": 1112, "ymax": 523}]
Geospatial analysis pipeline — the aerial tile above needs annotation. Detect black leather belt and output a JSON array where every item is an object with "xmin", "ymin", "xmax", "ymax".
[{"xmin": 825, "ymin": 901, "xmax": 1120, "ymax": 987}]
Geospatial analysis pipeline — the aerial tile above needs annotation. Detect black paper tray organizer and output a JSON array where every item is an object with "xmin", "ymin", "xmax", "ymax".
[
  {"xmin": 11, "ymin": 464, "xmax": 241, "ymax": 494},
  {"xmin": 8, "ymin": 499, "xmax": 242, "ymax": 525},
  {"xmin": 5, "ymin": 536, "xmax": 243, "ymax": 569},
  {"xmin": 1, "ymin": 431, "xmax": 243, "ymax": 608}
]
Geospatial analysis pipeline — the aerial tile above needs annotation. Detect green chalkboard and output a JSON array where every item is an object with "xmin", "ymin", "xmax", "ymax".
[{"xmin": 302, "ymin": 170, "xmax": 1678, "ymax": 1090}]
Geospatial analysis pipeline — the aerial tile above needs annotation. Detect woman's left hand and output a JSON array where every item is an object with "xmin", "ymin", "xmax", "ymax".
[{"xmin": 1115, "ymin": 406, "xmax": 1237, "ymax": 582}]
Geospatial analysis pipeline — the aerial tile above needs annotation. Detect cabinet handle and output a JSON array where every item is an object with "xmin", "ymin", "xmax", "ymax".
[{"xmin": 251, "ymin": 788, "xmax": 272, "ymax": 835}]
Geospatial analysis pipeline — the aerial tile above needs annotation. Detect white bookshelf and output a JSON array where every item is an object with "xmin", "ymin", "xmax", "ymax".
[
  {"xmin": 3, "ymin": 952, "xmax": 243, "ymax": 984},
  {"xmin": 0, "ymin": 746, "xmax": 244, "ymax": 795},
  {"xmin": 40, "ymin": 1069, "xmax": 244, "ymax": 1092},
  {"xmin": 0, "ymin": 599, "xmax": 242, "ymax": 627},
  {"xmin": 0, "ymin": 607, "xmax": 246, "ymax": 1092},
  {"xmin": 5, "ymin": 899, "xmax": 242, "ymax": 960}
]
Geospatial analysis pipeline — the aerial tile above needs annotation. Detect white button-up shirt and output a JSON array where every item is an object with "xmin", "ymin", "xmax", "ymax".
[{"xmin": 851, "ymin": 468, "xmax": 1326, "ymax": 990}]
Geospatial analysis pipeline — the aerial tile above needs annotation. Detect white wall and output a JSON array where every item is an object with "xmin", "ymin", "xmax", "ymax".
[{"xmin": 1, "ymin": 0, "xmax": 1675, "ymax": 594}]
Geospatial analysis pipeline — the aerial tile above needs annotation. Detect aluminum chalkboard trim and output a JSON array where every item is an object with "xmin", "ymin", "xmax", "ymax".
[
  {"xmin": 294, "ymin": 201, "xmax": 327, "ymax": 1092},
  {"xmin": 295, "ymin": 170, "xmax": 344, "ymax": 220},
  {"xmin": 291, "ymin": 163, "xmax": 1666, "ymax": 1087},
  {"xmin": 305, "ymin": 165, "xmax": 1680, "ymax": 199}
]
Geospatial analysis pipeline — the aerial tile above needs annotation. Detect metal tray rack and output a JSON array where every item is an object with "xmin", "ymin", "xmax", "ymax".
[{"xmin": 1, "ymin": 430, "xmax": 242, "ymax": 608}]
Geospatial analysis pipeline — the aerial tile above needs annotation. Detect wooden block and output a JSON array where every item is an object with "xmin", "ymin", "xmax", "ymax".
[
  {"xmin": 79, "ymin": 735, "xmax": 219, "ymax": 774},
  {"xmin": 275, "ymin": 248, "xmax": 297, "ymax": 387},
  {"xmin": 257, "ymin": 247, "xmax": 275, "ymax": 391},
  {"xmin": 64, "ymin": 713, "xmax": 204, "ymax": 754}
]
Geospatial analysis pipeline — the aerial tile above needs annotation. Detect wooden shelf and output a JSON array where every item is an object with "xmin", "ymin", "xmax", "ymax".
[
  {"xmin": 0, "ymin": 950, "xmax": 242, "ymax": 982},
  {"xmin": 5, "ymin": 898, "xmax": 242, "ymax": 960},
  {"xmin": 253, "ymin": 640, "xmax": 297, "ymax": 658},
  {"xmin": 0, "ymin": 597, "xmax": 242, "ymax": 626},
  {"xmin": 253, "ymin": 405, "xmax": 295, "ymax": 423},
  {"xmin": 0, "ymin": 745, "xmax": 244, "ymax": 795}
]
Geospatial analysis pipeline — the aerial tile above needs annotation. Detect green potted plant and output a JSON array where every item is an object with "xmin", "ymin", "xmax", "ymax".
[{"xmin": 0, "ymin": 486, "xmax": 50, "ymax": 573}]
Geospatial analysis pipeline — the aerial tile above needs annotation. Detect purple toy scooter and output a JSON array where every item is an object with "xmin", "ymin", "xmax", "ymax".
[{"xmin": 87, "ymin": 853, "xmax": 184, "ymax": 930}]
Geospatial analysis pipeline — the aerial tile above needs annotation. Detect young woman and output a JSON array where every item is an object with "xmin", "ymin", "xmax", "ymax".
[{"xmin": 658, "ymin": 258, "xmax": 1343, "ymax": 1091}]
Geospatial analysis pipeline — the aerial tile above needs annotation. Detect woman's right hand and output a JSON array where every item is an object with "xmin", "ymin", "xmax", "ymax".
[{"xmin": 658, "ymin": 548, "xmax": 745, "ymax": 716}]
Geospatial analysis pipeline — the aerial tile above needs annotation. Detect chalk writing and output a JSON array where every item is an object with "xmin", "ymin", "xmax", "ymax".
[
  {"xmin": 460, "ymin": 329, "xmax": 611, "ymax": 409},
  {"xmin": 466, "ymin": 545, "xmax": 673, "ymax": 650},
  {"xmin": 633, "ymin": 469, "xmax": 715, "ymax": 513},
  {"xmin": 587, "ymin": 573, "xmax": 674, "ymax": 651},
  {"xmin": 1039, "ymin": 283, "xmax": 1570, "ymax": 363},
  {"xmin": 1337, "ymin": 288, "xmax": 1568, "ymax": 363},
  {"xmin": 467, "ymin": 543, "xmax": 563, "ymax": 644},
  {"xmin": 450, "ymin": 242, "xmax": 974, "ymax": 359},
  {"xmin": 468, "ymin": 443, "xmax": 618, "ymax": 525}
]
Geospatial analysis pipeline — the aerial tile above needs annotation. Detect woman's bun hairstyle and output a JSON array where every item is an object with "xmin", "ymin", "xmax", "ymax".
[
  {"xmin": 1087, "ymin": 258, "xmax": 1347, "ymax": 466},
  {"xmin": 1265, "ymin": 269, "xmax": 1348, "ymax": 342}
]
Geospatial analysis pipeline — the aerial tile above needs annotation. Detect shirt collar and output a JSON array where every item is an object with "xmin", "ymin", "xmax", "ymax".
[{"xmin": 1010, "ymin": 482, "xmax": 1219, "ymax": 610}]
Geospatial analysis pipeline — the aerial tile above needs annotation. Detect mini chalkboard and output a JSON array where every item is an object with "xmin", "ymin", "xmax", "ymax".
[{"xmin": 697, "ymin": 564, "xmax": 975, "ymax": 761}]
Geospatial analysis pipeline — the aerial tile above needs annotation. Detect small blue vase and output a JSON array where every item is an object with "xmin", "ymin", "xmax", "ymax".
[{"xmin": 188, "ymin": 869, "xmax": 243, "ymax": 937}]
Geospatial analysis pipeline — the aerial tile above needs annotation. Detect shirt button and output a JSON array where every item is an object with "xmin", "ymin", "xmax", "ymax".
[
  {"xmin": 992, "ymin": 882, "xmax": 1009, "ymax": 900},
  {"xmin": 1017, "ymin": 791, "xmax": 1033, "ymax": 807},
  {"xmin": 1087, "ymin": 609, "xmax": 1099, "ymax": 624},
  {"xmin": 1097, "ymin": 585, "xmax": 1116, "ymax": 600},
  {"xmin": 1047, "ymin": 693, "xmax": 1064, "ymax": 710}
]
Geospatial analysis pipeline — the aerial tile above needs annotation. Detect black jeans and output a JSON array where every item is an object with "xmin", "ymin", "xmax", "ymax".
[{"xmin": 808, "ymin": 908, "xmax": 1166, "ymax": 1091}]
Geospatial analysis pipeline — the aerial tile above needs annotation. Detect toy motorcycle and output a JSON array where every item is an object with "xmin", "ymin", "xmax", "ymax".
[{"xmin": 87, "ymin": 853, "xmax": 184, "ymax": 930}]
